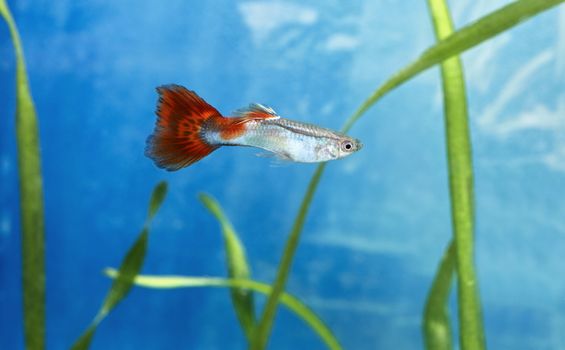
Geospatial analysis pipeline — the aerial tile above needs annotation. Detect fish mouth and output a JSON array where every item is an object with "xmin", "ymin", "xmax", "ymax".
[{"xmin": 355, "ymin": 139, "xmax": 363, "ymax": 151}]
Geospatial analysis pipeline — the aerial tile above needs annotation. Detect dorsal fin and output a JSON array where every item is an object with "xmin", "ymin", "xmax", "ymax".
[{"xmin": 233, "ymin": 103, "xmax": 280, "ymax": 122}]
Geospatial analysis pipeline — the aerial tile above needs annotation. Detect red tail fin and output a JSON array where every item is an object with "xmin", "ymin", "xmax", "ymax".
[{"xmin": 145, "ymin": 85, "xmax": 222, "ymax": 171}]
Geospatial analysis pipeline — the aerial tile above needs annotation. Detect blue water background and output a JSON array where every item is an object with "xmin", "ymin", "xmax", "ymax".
[{"xmin": 1, "ymin": 1, "xmax": 564, "ymax": 349}]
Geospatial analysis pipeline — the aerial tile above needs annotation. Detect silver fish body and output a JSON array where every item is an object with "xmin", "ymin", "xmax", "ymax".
[{"xmin": 213, "ymin": 118, "xmax": 362, "ymax": 162}]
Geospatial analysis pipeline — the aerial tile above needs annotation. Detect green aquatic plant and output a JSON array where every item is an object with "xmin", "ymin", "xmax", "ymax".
[
  {"xmin": 423, "ymin": 242, "xmax": 455, "ymax": 350},
  {"xmin": 252, "ymin": 0, "xmax": 564, "ymax": 349},
  {"xmin": 423, "ymin": 0, "xmax": 484, "ymax": 348},
  {"xmin": 0, "ymin": 1, "xmax": 45, "ymax": 349},
  {"xmin": 71, "ymin": 182, "xmax": 168, "ymax": 350},
  {"xmin": 199, "ymin": 193, "xmax": 256, "ymax": 342},
  {"xmin": 250, "ymin": 164, "xmax": 326, "ymax": 350},
  {"xmin": 102, "ymin": 269, "xmax": 342, "ymax": 349},
  {"xmin": 197, "ymin": 193, "xmax": 341, "ymax": 349},
  {"xmin": 100, "ymin": 192, "xmax": 342, "ymax": 350}
]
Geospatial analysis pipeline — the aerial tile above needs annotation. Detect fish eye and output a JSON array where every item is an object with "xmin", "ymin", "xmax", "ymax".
[{"xmin": 341, "ymin": 141, "xmax": 354, "ymax": 152}]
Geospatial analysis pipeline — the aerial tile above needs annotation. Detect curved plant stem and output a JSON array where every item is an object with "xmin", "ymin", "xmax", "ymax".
[
  {"xmin": 250, "ymin": 1, "xmax": 563, "ymax": 349},
  {"xmin": 250, "ymin": 164, "xmax": 326, "ymax": 350},
  {"xmin": 426, "ymin": 0, "xmax": 485, "ymax": 348},
  {"xmin": 0, "ymin": 2, "xmax": 45, "ymax": 349}
]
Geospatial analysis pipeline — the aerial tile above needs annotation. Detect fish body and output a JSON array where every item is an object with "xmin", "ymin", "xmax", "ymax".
[
  {"xmin": 146, "ymin": 85, "xmax": 362, "ymax": 171},
  {"xmin": 207, "ymin": 117, "xmax": 360, "ymax": 163}
]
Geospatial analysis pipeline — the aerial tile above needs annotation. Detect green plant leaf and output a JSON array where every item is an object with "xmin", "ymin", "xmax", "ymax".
[
  {"xmin": 423, "ymin": 242, "xmax": 455, "ymax": 350},
  {"xmin": 148, "ymin": 181, "xmax": 168, "ymax": 220},
  {"xmin": 1, "ymin": 2, "xmax": 45, "ymax": 349},
  {"xmin": 424, "ymin": 0, "xmax": 485, "ymax": 348},
  {"xmin": 70, "ymin": 181, "xmax": 168, "ymax": 350},
  {"xmin": 252, "ymin": 1, "xmax": 564, "ymax": 349},
  {"xmin": 341, "ymin": 0, "xmax": 565, "ymax": 134},
  {"xmin": 199, "ymin": 193, "xmax": 256, "ymax": 342},
  {"xmin": 71, "ymin": 326, "xmax": 96, "ymax": 350},
  {"xmin": 104, "ymin": 269, "xmax": 342, "ymax": 350},
  {"xmin": 98, "ymin": 229, "xmax": 149, "ymax": 318},
  {"xmin": 251, "ymin": 164, "xmax": 326, "ymax": 350}
]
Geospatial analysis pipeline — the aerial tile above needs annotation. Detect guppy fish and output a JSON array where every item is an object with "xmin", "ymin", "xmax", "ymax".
[{"xmin": 145, "ymin": 84, "xmax": 362, "ymax": 171}]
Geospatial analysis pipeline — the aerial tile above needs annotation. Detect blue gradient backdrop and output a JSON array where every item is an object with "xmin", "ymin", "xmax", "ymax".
[{"xmin": 1, "ymin": 1, "xmax": 564, "ymax": 349}]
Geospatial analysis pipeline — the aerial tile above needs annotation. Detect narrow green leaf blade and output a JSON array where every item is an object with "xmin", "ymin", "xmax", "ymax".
[
  {"xmin": 104, "ymin": 269, "xmax": 342, "ymax": 350},
  {"xmin": 425, "ymin": 0, "xmax": 485, "ymax": 349},
  {"xmin": 423, "ymin": 242, "xmax": 455, "ymax": 350},
  {"xmin": 1, "ymin": 2, "xmax": 46, "ymax": 349},
  {"xmin": 71, "ymin": 326, "xmax": 96, "ymax": 350},
  {"xmin": 199, "ymin": 193, "xmax": 256, "ymax": 342},
  {"xmin": 251, "ymin": 164, "xmax": 326, "ymax": 350},
  {"xmin": 148, "ymin": 181, "xmax": 168, "ymax": 220},
  {"xmin": 98, "ymin": 229, "xmax": 148, "ymax": 317},
  {"xmin": 341, "ymin": 0, "xmax": 565, "ymax": 133},
  {"xmin": 71, "ymin": 182, "xmax": 168, "ymax": 350}
]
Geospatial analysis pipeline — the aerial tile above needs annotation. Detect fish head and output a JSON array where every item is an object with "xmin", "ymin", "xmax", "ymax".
[{"xmin": 317, "ymin": 136, "xmax": 362, "ymax": 161}]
